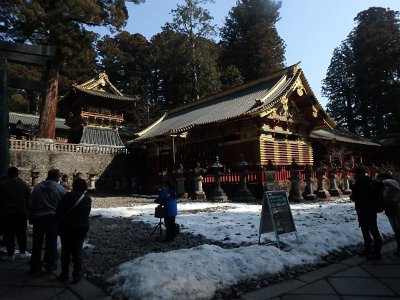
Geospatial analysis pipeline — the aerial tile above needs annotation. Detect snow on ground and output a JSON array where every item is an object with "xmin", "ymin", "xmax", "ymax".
[{"xmin": 92, "ymin": 198, "xmax": 393, "ymax": 300}]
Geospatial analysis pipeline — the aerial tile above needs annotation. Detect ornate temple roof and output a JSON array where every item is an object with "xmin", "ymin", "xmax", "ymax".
[
  {"xmin": 58, "ymin": 72, "xmax": 138, "ymax": 109},
  {"xmin": 133, "ymin": 64, "xmax": 334, "ymax": 142}
]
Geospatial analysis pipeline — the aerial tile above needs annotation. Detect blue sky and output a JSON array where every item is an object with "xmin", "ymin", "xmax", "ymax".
[{"xmin": 100, "ymin": 0, "xmax": 400, "ymax": 108}]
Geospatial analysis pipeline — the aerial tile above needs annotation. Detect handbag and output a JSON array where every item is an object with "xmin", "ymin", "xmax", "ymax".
[{"xmin": 154, "ymin": 205, "xmax": 166, "ymax": 218}]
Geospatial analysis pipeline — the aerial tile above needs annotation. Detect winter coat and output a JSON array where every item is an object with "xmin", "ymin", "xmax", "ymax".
[
  {"xmin": 29, "ymin": 180, "xmax": 65, "ymax": 218},
  {"xmin": 383, "ymin": 183, "xmax": 400, "ymax": 217},
  {"xmin": 0, "ymin": 177, "xmax": 30, "ymax": 215},
  {"xmin": 350, "ymin": 176, "xmax": 376, "ymax": 214},
  {"xmin": 55, "ymin": 191, "xmax": 91, "ymax": 233},
  {"xmin": 159, "ymin": 189, "xmax": 177, "ymax": 217}
]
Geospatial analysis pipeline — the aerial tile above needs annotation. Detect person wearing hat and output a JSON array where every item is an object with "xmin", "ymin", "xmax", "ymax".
[{"xmin": 383, "ymin": 179, "xmax": 400, "ymax": 256}]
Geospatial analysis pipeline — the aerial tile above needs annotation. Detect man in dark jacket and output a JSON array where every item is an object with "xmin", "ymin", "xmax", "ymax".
[
  {"xmin": 0, "ymin": 167, "xmax": 31, "ymax": 261},
  {"xmin": 56, "ymin": 178, "xmax": 91, "ymax": 284},
  {"xmin": 350, "ymin": 167, "xmax": 382, "ymax": 260},
  {"xmin": 29, "ymin": 169, "xmax": 65, "ymax": 274}
]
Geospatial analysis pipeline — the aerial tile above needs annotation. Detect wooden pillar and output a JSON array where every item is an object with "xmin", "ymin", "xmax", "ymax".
[
  {"xmin": 38, "ymin": 62, "xmax": 59, "ymax": 140},
  {"xmin": 0, "ymin": 58, "xmax": 9, "ymax": 177}
]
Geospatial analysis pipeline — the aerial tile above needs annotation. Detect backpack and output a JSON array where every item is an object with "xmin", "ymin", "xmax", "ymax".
[{"xmin": 371, "ymin": 180, "xmax": 385, "ymax": 213}]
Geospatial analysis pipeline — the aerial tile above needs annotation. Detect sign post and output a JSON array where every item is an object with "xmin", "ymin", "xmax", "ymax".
[{"xmin": 259, "ymin": 190, "xmax": 299, "ymax": 248}]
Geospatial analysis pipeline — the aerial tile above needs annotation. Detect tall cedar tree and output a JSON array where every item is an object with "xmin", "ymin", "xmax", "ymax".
[
  {"xmin": 0, "ymin": 0, "xmax": 144, "ymax": 96},
  {"xmin": 323, "ymin": 7, "xmax": 400, "ymax": 138},
  {"xmin": 97, "ymin": 32, "xmax": 153, "ymax": 128},
  {"xmin": 220, "ymin": 0, "xmax": 285, "ymax": 82},
  {"xmin": 159, "ymin": 0, "xmax": 221, "ymax": 106},
  {"xmin": 352, "ymin": 7, "xmax": 400, "ymax": 137},
  {"xmin": 323, "ymin": 39, "xmax": 358, "ymax": 133}
]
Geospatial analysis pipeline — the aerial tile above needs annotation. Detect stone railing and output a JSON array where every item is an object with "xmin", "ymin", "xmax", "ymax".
[{"xmin": 9, "ymin": 139, "xmax": 127, "ymax": 154}]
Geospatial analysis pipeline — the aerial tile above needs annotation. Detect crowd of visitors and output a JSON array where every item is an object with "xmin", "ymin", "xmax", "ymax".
[
  {"xmin": 350, "ymin": 167, "xmax": 400, "ymax": 259},
  {"xmin": 0, "ymin": 164, "xmax": 399, "ymax": 287},
  {"xmin": 0, "ymin": 167, "xmax": 92, "ymax": 284}
]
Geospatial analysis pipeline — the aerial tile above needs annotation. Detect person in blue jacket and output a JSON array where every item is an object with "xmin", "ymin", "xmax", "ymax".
[{"xmin": 158, "ymin": 179, "xmax": 178, "ymax": 242}]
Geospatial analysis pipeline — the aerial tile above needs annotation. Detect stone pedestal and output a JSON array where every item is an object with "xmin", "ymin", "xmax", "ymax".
[
  {"xmin": 328, "ymin": 168, "xmax": 341, "ymax": 197},
  {"xmin": 193, "ymin": 163, "xmax": 206, "ymax": 200},
  {"xmin": 176, "ymin": 176, "xmax": 188, "ymax": 199},
  {"xmin": 341, "ymin": 171, "xmax": 352, "ymax": 194},
  {"xmin": 208, "ymin": 157, "xmax": 228, "ymax": 202},
  {"xmin": 302, "ymin": 165, "xmax": 316, "ymax": 200},
  {"xmin": 88, "ymin": 175, "xmax": 98, "ymax": 190},
  {"xmin": 315, "ymin": 169, "xmax": 329, "ymax": 199},
  {"xmin": 233, "ymin": 154, "xmax": 256, "ymax": 202},
  {"xmin": 264, "ymin": 170, "xmax": 276, "ymax": 191},
  {"xmin": 194, "ymin": 175, "xmax": 206, "ymax": 200}
]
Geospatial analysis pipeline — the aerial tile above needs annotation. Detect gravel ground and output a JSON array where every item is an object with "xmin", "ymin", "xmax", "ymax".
[{"xmin": 82, "ymin": 193, "xmax": 393, "ymax": 300}]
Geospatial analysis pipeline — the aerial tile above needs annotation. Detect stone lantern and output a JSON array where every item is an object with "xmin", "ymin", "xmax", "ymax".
[
  {"xmin": 87, "ymin": 167, "xmax": 99, "ymax": 190},
  {"xmin": 341, "ymin": 169, "xmax": 352, "ymax": 194},
  {"xmin": 315, "ymin": 162, "xmax": 329, "ymax": 198},
  {"xmin": 233, "ymin": 154, "xmax": 256, "ymax": 202},
  {"xmin": 30, "ymin": 167, "xmax": 40, "ymax": 188},
  {"xmin": 208, "ymin": 156, "xmax": 228, "ymax": 202},
  {"xmin": 288, "ymin": 159, "xmax": 302, "ymax": 202},
  {"xmin": 175, "ymin": 163, "xmax": 188, "ymax": 199},
  {"xmin": 328, "ymin": 165, "xmax": 341, "ymax": 197},
  {"xmin": 264, "ymin": 159, "xmax": 276, "ymax": 191},
  {"xmin": 193, "ymin": 162, "xmax": 206, "ymax": 200},
  {"xmin": 302, "ymin": 164, "xmax": 316, "ymax": 200}
]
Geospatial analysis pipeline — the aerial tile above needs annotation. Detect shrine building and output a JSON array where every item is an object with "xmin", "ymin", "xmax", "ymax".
[
  {"xmin": 58, "ymin": 72, "xmax": 138, "ymax": 148},
  {"xmin": 130, "ymin": 64, "xmax": 378, "ymax": 180}
]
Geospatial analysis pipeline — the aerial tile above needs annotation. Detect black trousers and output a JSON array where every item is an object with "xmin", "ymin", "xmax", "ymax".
[
  {"xmin": 2, "ymin": 214, "xmax": 27, "ymax": 256},
  {"xmin": 164, "ymin": 216, "xmax": 176, "ymax": 241},
  {"xmin": 30, "ymin": 215, "xmax": 58, "ymax": 272},
  {"xmin": 357, "ymin": 210, "xmax": 382, "ymax": 254},
  {"xmin": 59, "ymin": 230, "xmax": 87, "ymax": 279}
]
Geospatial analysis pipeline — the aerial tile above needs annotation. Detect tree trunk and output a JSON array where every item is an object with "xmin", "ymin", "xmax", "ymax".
[
  {"xmin": 38, "ymin": 62, "xmax": 59, "ymax": 140},
  {"xmin": 0, "ymin": 58, "xmax": 10, "ymax": 177}
]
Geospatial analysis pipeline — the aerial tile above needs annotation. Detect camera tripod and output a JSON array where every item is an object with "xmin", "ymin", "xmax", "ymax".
[{"xmin": 150, "ymin": 217, "xmax": 165, "ymax": 236}]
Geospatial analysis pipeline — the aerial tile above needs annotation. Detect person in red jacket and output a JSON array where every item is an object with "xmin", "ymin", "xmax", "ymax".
[{"xmin": 56, "ymin": 178, "xmax": 91, "ymax": 284}]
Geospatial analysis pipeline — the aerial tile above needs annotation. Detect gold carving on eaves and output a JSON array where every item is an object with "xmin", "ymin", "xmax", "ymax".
[{"xmin": 312, "ymin": 105, "xmax": 318, "ymax": 118}]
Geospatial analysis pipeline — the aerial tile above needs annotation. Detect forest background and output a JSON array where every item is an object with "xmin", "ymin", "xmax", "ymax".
[{"xmin": 1, "ymin": 0, "xmax": 399, "ymax": 139}]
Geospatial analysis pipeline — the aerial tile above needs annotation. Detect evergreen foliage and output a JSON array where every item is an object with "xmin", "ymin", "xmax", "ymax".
[
  {"xmin": 219, "ymin": 0, "xmax": 285, "ymax": 81},
  {"xmin": 323, "ymin": 7, "xmax": 400, "ymax": 138}
]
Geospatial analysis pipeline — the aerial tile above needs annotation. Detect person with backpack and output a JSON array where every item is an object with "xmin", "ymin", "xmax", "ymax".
[
  {"xmin": 382, "ymin": 179, "xmax": 400, "ymax": 256},
  {"xmin": 350, "ymin": 167, "xmax": 382, "ymax": 260},
  {"xmin": 56, "ymin": 178, "xmax": 91, "ymax": 284},
  {"xmin": 158, "ymin": 179, "xmax": 178, "ymax": 242}
]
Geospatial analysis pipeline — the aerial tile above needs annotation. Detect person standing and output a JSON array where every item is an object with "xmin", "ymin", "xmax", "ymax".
[
  {"xmin": 350, "ymin": 167, "xmax": 382, "ymax": 260},
  {"xmin": 0, "ymin": 167, "xmax": 31, "ymax": 261},
  {"xmin": 56, "ymin": 178, "xmax": 91, "ymax": 284},
  {"xmin": 29, "ymin": 168, "xmax": 65, "ymax": 275},
  {"xmin": 158, "ymin": 179, "xmax": 178, "ymax": 242},
  {"xmin": 60, "ymin": 174, "xmax": 70, "ymax": 191},
  {"xmin": 382, "ymin": 179, "xmax": 400, "ymax": 256}
]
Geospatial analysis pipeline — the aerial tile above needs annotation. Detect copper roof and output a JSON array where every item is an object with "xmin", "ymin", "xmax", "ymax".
[
  {"xmin": 310, "ymin": 128, "xmax": 379, "ymax": 146},
  {"xmin": 58, "ymin": 72, "xmax": 138, "ymax": 106},
  {"xmin": 9, "ymin": 112, "xmax": 69, "ymax": 130},
  {"xmin": 134, "ymin": 64, "xmax": 330, "ymax": 141},
  {"xmin": 80, "ymin": 126, "xmax": 125, "ymax": 147}
]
